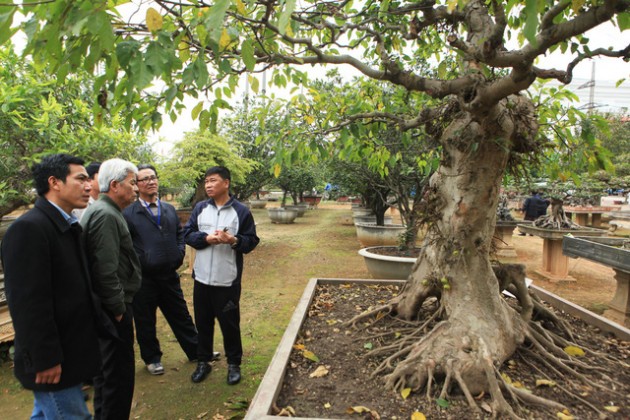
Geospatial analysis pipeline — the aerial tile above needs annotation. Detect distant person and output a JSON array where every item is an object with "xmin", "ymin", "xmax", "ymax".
[
  {"xmin": 123, "ymin": 164, "xmax": 200, "ymax": 376},
  {"xmin": 82, "ymin": 158, "xmax": 142, "ymax": 420},
  {"xmin": 184, "ymin": 166, "xmax": 260, "ymax": 385},
  {"xmin": 519, "ymin": 191, "xmax": 549, "ymax": 236},
  {"xmin": 1, "ymin": 154, "xmax": 101, "ymax": 419},
  {"xmin": 73, "ymin": 161, "xmax": 101, "ymax": 221}
]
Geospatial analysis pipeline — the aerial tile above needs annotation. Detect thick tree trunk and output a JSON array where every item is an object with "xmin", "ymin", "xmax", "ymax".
[{"xmin": 390, "ymin": 100, "xmax": 536, "ymax": 394}]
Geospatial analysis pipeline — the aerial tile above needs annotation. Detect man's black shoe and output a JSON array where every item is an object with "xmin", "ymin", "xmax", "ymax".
[
  {"xmin": 191, "ymin": 362, "xmax": 212, "ymax": 383},
  {"xmin": 227, "ymin": 364, "xmax": 241, "ymax": 385}
]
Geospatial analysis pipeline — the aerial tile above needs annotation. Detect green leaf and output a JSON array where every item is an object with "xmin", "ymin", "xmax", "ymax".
[
  {"xmin": 617, "ymin": 12, "xmax": 630, "ymax": 31},
  {"xmin": 523, "ymin": 0, "xmax": 539, "ymax": 47},
  {"xmin": 191, "ymin": 101, "xmax": 204, "ymax": 120},
  {"xmin": 116, "ymin": 41, "xmax": 139, "ymax": 68},
  {"xmin": 0, "ymin": 7, "xmax": 17, "ymax": 45},
  {"xmin": 241, "ymin": 39, "xmax": 256, "ymax": 71},
  {"xmin": 278, "ymin": 0, "xmax": 296, "ymax": 35},
  {"xmin": 436, "ymin": 398, "xmax": 449, "ymax": 408},
  {"xmin": 205, "ymin": 0, "xmax": 231, "ymax": 43},
  {"xmin": 363, "ymin": 342, "xmax": 373, "ymax": 350},
  {"xmin": 193, "ymin": 57, "xmax": 209, "ymax": 88}
]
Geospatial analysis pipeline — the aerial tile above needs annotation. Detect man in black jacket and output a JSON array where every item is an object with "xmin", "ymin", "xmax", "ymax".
[
  {"xmin": 123, "ymin": 164, "xmax": 199, "ymax": 376},
  {"xmin": 1, "ymin": 154, "xmax": 101, "ymax": 418}
]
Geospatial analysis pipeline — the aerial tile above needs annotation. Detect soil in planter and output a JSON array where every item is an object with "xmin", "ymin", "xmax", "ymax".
[
  {"xmin": 368, "ymin": 247, "xmax": 422, "ymax": 258},
  {"xmin": 275, "ymin": 283, "xmax": 630, "ymax": 419}
]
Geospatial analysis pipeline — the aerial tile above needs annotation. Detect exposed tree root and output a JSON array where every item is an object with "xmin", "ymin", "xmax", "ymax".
[{"xmin": 347, "ymin": 268, "xmax": 622, "ymax": 419}]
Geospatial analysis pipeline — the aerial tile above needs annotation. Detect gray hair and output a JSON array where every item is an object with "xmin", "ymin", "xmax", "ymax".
[{"xmin": 98, "ymin": 158, "xmax": 138, "ymax": 193}]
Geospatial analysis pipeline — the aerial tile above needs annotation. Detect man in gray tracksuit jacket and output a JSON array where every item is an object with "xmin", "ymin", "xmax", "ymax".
[{"xmin": 183, "ymin": 165, "xmax": 259, "ymax": 385}]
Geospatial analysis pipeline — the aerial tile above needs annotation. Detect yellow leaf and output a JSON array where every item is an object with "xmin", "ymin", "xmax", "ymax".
[
  {"xmin": 292, "ymin": 343, "xmax": 305, "ymax": 350},
  {"xmin": 146, "ymin": 7, "xmax": 163, "ymax": 32},
  {"xmin": 401, "ymin": 387, "xmax": 411, "ymax": 400},
  {"xmin": 375, "ymin": 311, "xmax": 385, "ymax": 320},
  {"xmin": 556, "ymin": 412, "xmax": 574, "ymax": 420},
  {"xmin": 305, "ymin": 115, "xmax": 314, "ymax": 124},
  {"xmin": 563, "ymin": 345, "xmax": 585, "ymax": 357},
  {"xmin": 347, "ymin": 406, "xmax": 372, "ymax": 414},
  {"xmin": 501, "ymin": 373, "xmax": 512, "ymax": 384},
  {"xmin": 273, "ymin": 164, "xmax": 281, "ymax": 178},
  {"xmin": 309, "ymin": 365, "xmax": 329, "ymax": 378},
  {"xmin": 302, "ymin": 350, "xmax": 320, "ymax": 362},
  {"xmin": 235, "ymin": 0, "xmax": 247, "ymax": 15},
  {"xmin": 219, "ymin": 28, "xmax": 231, "ymax": 51},
  {"xmin": 447, "ymin": 0, "xmax": 458, "ymax": 13},
  {"xmin": 411, "ymin": 412, "xmax": 426, "ymax": 420},
  {"xmin": 604, "ymin": 406, "xmax": 620, "ymax": 413},
  {"xmin": 324, "ymin": 402, "xmax": 331, "ymax": 409},
  {"xmin": 536, "ymin": 379, "xmax": 556, "ymax": 387},
  {"xmin": 178, "ymin": 40, "xmax": 190, "ymax": 62}
]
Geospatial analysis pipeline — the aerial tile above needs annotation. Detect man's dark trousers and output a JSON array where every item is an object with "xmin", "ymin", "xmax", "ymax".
[
  {"xmin": 193, "ymin": 281, "xmax": 242, "ymax": 365},
  {"xmin": 93, "ymin": 303, "xmax": 135, "ymax": 420},
  {"xmin": 133, "ymin": 273, "xmax": 198, "ymax": 363}
]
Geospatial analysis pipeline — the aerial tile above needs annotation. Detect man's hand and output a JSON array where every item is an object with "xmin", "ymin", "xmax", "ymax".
[
  {"xmin": 35, "ymin": 364, "xmax": 62, "ymax": 384},
  {"xmin": 205, "ymin": 232, "xmax": 221, "ymax": 245},
  {"xmin": 215, "ymin": 229, "xmax": 236, "ymax": 245}
]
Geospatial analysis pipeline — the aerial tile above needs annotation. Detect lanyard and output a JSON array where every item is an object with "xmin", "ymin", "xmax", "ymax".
[{"xmin": 142, "ymin": 199, "xmax": 161, "ymax": 228}]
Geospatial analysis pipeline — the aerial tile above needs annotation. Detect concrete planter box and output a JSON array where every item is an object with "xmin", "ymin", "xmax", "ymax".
[
  {"xmin": 358, "ymin": 246, "xmax": 417, "ymax": 279},
  {"xmin": 284, "ymin": 205, "xmax": 307, "ymax": 217},
  {"xmin": 563, "ymin": 236, "xmax": 630, "ymax": 326},
  {"xmin": 355, "ymin": 223, "xmax": 406, "ymax": 247},
  {"xmin": 268, "ymin": 208, "xmax": 298, "ymax": 224},
  {"xmin": 244, "ymin": 278, "xmax": 630, "ymax": 419}
]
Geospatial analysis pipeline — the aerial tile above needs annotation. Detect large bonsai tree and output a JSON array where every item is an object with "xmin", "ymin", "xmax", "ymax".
[{"xmin": 4, "ymin": 1, "xmax": 628, "ymax": 416}]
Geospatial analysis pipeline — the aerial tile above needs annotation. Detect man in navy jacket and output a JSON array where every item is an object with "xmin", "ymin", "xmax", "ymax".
[
  {"xmin": 123, "ymin": 164, "xmax": 198, "ymax": 376},
  {"xmin": 184, "ymin": 166, "xmax": 259, "ymax": 385},
  {"xmin": 1, "ymin": 154, "xmax": 102, "ymax": 418}
]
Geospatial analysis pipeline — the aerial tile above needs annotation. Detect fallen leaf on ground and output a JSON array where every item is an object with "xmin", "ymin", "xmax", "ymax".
[
  {"xmin": 302, "ymin": 350, "xmax": 320, "ymax": 362},
  {"xmin": 309, "ymin": 365, "xmax": 329, "ymax": 378},
  {"xmin": 604, "ymin": 406, "xmax": 620, "ymax": 413},
  {"xmin": 411, "ymin": 412, "xmax": 426, "ymax": 420},
  {"xmin": 324, "ymin": 402, "xmax": 331, "ymax": 409},
  {"xmin": 401, "ymin": 387, "xmax": 411, "ymax": 400},
  {"xmin": 536, "ymin": 379, "xmax": 556, "ymax": 387},
  {"xmin": 563, "ymin": 345, "xmax": 585, "ymax": 357}
]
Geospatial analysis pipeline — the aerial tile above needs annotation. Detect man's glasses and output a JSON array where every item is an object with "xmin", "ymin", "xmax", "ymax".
[{"xmin": 137, "ymin": 175, "xmax": 158, "ymax": 184}]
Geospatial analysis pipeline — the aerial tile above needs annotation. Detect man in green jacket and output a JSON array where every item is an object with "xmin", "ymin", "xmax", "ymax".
[{"xmin": 82, "ymin": 158, "xmax": 142, "ymax": 420}]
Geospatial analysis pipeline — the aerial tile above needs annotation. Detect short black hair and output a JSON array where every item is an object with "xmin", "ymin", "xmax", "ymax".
[
  {"xmin": 137, "ymin": 163, "xmax": 158, "ymax": 178},
  {"xmin": 204, "ymin": 166, "xmax": 231, "ymax": 181},
  {"xmin": 86, "ymin": 162, "xmax": 101, "ymax": 179},
  {"xmin": 32, "ymin": 154, "xmax": 85, "ymax": 196}
]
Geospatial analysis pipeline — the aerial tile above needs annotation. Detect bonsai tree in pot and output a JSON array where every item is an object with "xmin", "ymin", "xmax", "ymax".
[{"xmin": 16, "ymin": 1, "xmax": 628, "ymax": 416}]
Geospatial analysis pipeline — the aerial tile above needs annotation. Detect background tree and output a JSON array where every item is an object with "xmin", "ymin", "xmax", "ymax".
[
  {"xmin": 219, "ymin": 98, "xmax": 277, "ymax": 201},
  {"xmin": 4, "ymin": 1, "xmax": 629, "ymax": 416},
  {"xmin": 0, "ymin": 46, "xmax": 151, "ymax": 217},
  {"xmin": 158, "ymin": 129, "xmax": 254, "ymax": 207}
]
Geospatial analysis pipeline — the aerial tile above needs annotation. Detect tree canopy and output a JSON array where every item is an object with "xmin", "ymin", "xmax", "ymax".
[{"xmin": 0, "ymin": 45, "xmax": 151, "ymax": 217}]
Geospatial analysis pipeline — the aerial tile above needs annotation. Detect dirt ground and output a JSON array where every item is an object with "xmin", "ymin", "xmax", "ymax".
[{"xmin": 275, "ymin": 283, "xmax": 630, "ymax": 419}]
